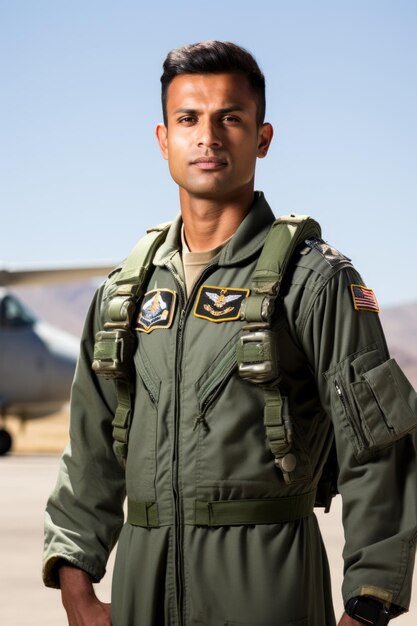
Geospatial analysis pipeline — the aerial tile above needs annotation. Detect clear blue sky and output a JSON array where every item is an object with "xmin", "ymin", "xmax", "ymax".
[{"xmin": 1, "ymin": 1, "xmax": 416, "ymax": 306}]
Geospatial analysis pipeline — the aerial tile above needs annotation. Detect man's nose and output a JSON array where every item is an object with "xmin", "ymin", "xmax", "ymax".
[{"xmin": 197, "ymin": 119, "xmax": 222, "ymax": 148}]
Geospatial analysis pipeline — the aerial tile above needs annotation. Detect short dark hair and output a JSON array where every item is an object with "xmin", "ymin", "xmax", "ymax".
[{"xmin": 160, "ymin": 40, "xmax": 266, "ymax": 126}]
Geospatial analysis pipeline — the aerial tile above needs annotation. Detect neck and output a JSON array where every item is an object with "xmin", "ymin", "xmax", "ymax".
[{"xmin": 179, "ymin": 187, "xmax": 255, "ymax": 252}]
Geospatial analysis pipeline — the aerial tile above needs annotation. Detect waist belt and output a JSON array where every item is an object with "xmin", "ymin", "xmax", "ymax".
[{"xmin": 127, "ymin": 491, "xmax": 316, "ymax": 528}]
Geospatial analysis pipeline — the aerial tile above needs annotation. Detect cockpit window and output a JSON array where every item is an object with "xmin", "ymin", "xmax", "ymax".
[{"xmin": 0, "ymin": 295, "xmax": 36, "ymax": 327}]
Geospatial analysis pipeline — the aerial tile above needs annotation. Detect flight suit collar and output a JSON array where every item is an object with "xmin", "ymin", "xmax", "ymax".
[{"xmin": 153, "ymin": 191, "xmax": 276, "ymax": 268}]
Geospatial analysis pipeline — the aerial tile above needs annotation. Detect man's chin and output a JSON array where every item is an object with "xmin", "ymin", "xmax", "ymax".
[{"xmin": 180, "ymin": 187, "xmax": 238, "ymax": 203}]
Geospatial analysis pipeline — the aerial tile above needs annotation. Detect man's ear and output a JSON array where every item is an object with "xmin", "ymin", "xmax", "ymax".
[
  {"xmin": 257, "ymin": 122, "xmax": 274, "ymax": 158},
  {"xmin": 156, "ymin": 123, "xmax": 169, "ymax": 160}
]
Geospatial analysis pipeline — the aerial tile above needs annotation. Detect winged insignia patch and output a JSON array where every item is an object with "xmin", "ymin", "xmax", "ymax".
[{"xmin": 194, "ymin": 285, "xmax": 249, "ymax": 323}]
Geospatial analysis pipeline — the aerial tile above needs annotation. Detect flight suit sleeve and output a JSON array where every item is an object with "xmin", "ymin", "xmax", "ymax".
[
  {"xmin": 43, "ymin": 285, "xmax": 126, "ymax": 589},
  {"xmin": 298, "ymin": 262, "xmax": 417, "ymax": 612}
]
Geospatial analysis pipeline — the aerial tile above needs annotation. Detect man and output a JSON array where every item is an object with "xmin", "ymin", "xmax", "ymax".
[{"xmin": 44, "ymin": 41, "xmax": 417, "ymax": 625}]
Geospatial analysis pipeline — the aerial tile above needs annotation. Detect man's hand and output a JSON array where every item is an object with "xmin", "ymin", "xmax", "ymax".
[
  {"xmin": 338, "ymin": 612, "xmax": 364, "ymax": 626},
  {"xmin": 59, "ymin": 564, "xmax": 111, "ymax": 626}
]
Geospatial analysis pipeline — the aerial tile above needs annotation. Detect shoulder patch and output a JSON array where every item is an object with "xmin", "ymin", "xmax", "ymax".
[
  {"xmin": 194, "ymin": 285, "xmax": 249, "ymax": 323},
  {"xmin": 305, "ymin": 238, "xmax": 351, "ymax": 267},
  {"xmin": 135, "ymin": 289, "xmax": 177, "ymax": 333},
  {"xmin": 350, "ymin": 284, "xmax": 379, "ymax": 313}
]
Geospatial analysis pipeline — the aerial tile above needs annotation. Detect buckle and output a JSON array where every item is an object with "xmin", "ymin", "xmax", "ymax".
[
  {"xmin": 240, "ymin": 293, "xmax": 276, "ymax": 324},
  {"xmin": 92, "ymin": 329, "xmax": 137, "ymax": 379},
  {"xmin": 237, "ymin": 329, "xmax": 279, "ymax": 384}
]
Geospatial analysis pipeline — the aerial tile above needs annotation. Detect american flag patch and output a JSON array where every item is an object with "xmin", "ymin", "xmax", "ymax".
[{"xmin": 350, "ymin": 284, "xmax": 379, "ymax": 313}]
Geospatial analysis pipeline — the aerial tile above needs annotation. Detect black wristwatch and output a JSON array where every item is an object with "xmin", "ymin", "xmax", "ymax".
[{"xmin": 345, "ymin": 596, "xmax": 392, "ymax": 625}]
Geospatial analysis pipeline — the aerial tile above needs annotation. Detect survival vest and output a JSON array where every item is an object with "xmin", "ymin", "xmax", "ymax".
[{"xmin": 92, "ymin": 215, "xmax": 338, "ymax": 511}]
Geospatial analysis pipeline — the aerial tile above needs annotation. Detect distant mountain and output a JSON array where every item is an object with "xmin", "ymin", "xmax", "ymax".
[
  {"xmin": 13, "ymin": 283, "xmax": 417, "ymax": 386},
  {"xmin": 14, "ymin": 282, "xmax": 98, "ymax": 337}
]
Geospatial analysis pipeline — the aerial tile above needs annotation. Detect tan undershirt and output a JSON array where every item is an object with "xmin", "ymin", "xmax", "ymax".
[{"xmin": 181, "ymin": 226, "xmax": 231, "ymax": 297}]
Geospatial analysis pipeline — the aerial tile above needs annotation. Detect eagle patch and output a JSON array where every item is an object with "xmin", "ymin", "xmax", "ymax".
[
  {"xmin": 135, "ymin": 289, "xmax": 177, "ymax": 333},
  {"xmin": 194, "ymin": 285, "xmax": 249, "ymax": 323}
]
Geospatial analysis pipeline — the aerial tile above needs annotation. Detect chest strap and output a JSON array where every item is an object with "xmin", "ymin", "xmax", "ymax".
[
  {"xmin": 92, "ymin": 222, "xmax": 171, "ymax": 462},
  {"xmin": 238, "ymin": 215, "xmax": 321, "ymax": 484}
]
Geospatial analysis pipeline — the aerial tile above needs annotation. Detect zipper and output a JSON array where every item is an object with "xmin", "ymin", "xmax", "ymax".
[
  {"xmin": 167, "ymin": 261, "xmax": 186, "ymax": 626},
  {"xmin": 334, "ymin": 379, "xmax": 367, "ymax": 449},
  {"xmin": 167, "ymin": 260, "xmax": 218, "ymax": 626},
  {"xmin": 194, "ymin": 346, "xmax": 238, "ymax": 431},
  {"xmin": 135, "ymin": 350, "xmax": 160, "ymax": 405}
]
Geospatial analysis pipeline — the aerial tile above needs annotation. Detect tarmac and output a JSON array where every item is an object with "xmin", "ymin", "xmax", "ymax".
[{"xmin": 1, "ymin": 454, "xmax": 416, "ymax": 625}]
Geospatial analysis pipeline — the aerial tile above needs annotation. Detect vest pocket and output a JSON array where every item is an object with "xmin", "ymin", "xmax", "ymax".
[
  {"xmin": 195, "ymin": 337, "xmax": 238, "ymax": 427},
  {"xmin": 135, "ymin": 345, "xmax": 161, "ymax": 405}
]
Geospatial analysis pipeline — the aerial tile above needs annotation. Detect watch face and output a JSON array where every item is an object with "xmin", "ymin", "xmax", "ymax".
[{"xmin": 346, "ymin": 597, "xmax": 391, "ymax": 625}]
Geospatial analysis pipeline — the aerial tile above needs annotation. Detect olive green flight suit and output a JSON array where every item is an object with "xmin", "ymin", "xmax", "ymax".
[{"xmin": 44, "ymin": 193, "xmax": 417, "ymax": 625}]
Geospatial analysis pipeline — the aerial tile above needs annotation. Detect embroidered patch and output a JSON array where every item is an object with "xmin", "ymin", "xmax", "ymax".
[
  {"xmin": 305, "ymin": 238, "xmax": 351, "ymax": 266},
  {"xmin": 350, "ymin": 284, "xmax": 379, "ymax": 313},
  {"xmin": 194, "ymin": 285, "xmax": 249, "ymax": 323},
  {"xmin": 135, "ymin": 289, "xmax": 177, "ymax": 333}
]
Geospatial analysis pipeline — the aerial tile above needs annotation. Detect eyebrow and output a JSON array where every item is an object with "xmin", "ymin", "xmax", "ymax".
[{"xmin": 172, "ymin": 105, "xmax": 246, "ymax": 116}]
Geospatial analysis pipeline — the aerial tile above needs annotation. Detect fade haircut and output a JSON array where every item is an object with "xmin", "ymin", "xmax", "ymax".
[{"xmin": 160, "ymin": 40, "xmax": 266, "ymax": 126}]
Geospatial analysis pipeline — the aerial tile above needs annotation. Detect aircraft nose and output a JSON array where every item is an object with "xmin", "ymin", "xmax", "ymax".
[
  {"xmin": 49, "ymin": 344, "xmax": 79, "ymax": 396},
  {"xmin": 34, "ymin": 321, "xmax": 80, "ymax": 398}
]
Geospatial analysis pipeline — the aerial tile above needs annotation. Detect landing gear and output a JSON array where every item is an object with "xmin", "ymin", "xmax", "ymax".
[{"xmin": 0, "ymin": 429, "xmax": 12, "ymax": 455}]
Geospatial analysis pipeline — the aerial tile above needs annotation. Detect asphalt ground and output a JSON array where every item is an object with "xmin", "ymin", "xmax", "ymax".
[
  {"xmin": 0, "ymin": 455, "xmax": 114, "ymax": 626},
  {"xmin": 1, "ymin": 454, "xmax": 416, "ymax": 625}
]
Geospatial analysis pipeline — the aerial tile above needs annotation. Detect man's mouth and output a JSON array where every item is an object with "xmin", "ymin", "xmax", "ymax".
[{"xmin": 191, "ymin": 156, "xmax": 227, "ymax": 170}]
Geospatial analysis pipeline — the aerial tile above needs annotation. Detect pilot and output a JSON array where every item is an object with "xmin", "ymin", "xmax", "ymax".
[{"xmin": 43, "ymin": 41, "xmax": 417, "ymax": 626}]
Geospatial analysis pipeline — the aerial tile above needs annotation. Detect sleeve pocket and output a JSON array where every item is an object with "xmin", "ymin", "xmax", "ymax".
[{"xmin": 351, "ymin": 358, "xmax": 417, "ymax": 452}]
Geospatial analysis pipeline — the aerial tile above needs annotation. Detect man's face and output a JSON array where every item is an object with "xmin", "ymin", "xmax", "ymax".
[{"xmin": 156, "ymin": 73, "xmax": 273, "ymax": 203}]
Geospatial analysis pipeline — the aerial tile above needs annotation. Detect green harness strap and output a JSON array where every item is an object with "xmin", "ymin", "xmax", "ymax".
[
  {"xmin": 92, "ymin": 222, "xmax": 172, "ymax": 461},
  {"xmin": 237, "ymin": 214, "xmax": 321, "ymax": 484},
  {"xmin": 93, "ymin": 213, "xmax": 322, "ymax": 477}
]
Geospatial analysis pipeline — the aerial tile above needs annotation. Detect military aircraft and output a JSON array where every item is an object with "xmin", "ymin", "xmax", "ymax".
[{"xmin": 0, "ymin": 264, "xmax": 115, "ymax": 455}]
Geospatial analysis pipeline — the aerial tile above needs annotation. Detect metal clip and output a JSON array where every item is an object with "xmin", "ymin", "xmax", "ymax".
[
  {"xmin": 274, "ymin": 397, "xmax": 297, "ymax": 484},
  {"xmin": 92, "ymin": 328, "xmax": 137, "ymax": 380},
  {"xmin": 104, "ymin": 295, "xmax": 137, "ymax": 330},
  {"xmin": 240, "ymin": 294, "xmax": 276, "ymax": 325},
  {"xmin": 237, "ymin": 329, "xmax": 279, "ymax": 384}
]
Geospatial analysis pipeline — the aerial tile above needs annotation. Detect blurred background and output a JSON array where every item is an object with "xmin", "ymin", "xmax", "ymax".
[
  {"xmin": 2, "ymin": 0, "xmax": 417, "ymax": 306},
  {"xmin": 1, "ymin": 1, "xmax": 416, "ymax": 624}
]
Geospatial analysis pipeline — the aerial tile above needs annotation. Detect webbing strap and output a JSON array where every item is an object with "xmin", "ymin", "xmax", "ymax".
[
  {"xmin": 126, "ymin": 493, "xmax": 316, "ymax": 527},
  {"xmin": 94, "ymin": 338, "xmax": 120, "ymax": 361},
  {"xmin": 104, "ymin": 223, "xmax": 171, "ymax": 462},
  {"xmin": 111, "ymin": 380, "xmax": 132, "ymax": 458},
  {"xmin": 263, "ymin": 387, "xmax": 287, "ymax": 458},
  {"xmin": 239, "ymin": 215, "xmax": 321, "ymax": 482},
  {"xmin": 115, "ymin": 223, "xmax": 172, "ymax": 287},
  {"xmin": 127, "ymin": 500, "xmax": 160, "ymax": 528},
  {"xmin": 251, "ymin": 214, "xmax": 321, "ymax": 295},
  {"xmin": 192, "ymin": 491, "xmax": 316, "ymax": 526}
]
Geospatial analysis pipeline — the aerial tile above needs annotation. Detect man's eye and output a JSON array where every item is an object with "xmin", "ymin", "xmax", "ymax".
[
  {"xmin": 178, "ymin": 116, "xmax": 196, "ymax": 124},
  {"xmin": 222, "ymin": 115, "xmax": 241, "ymax": 123}
]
